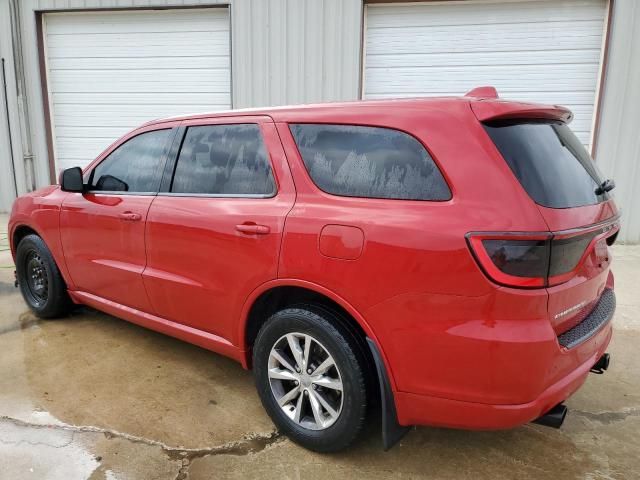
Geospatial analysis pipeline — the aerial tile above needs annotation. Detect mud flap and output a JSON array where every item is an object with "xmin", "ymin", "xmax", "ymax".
[{"xmin": 366, "ymin": 338, "xmax": 411, "ymax": 450}]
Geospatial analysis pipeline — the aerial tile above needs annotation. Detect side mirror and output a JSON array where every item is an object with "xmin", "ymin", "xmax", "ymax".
[{"xmin": 60, "ymin": 167, "xmax": 84, "ymax": 193}]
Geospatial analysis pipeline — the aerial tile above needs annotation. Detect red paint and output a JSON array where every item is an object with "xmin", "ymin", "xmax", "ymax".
[
  {"xmin": 9, "ymin": 95, "xmax": 618, "ymax": 431},
  {"xmin": 60, "ymin": 193, "xmax": 156, "ymax": 312},
  {"xmin": 319, "ymin": 225, "xmax": 364, "ymax": 260}
]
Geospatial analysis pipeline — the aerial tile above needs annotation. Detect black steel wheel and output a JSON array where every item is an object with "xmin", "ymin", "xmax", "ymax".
[
  {"xmin": 22, "ymin": 249, "xmax": 49, "ymax": 308},
  {"xmin": 16, "ymin": 234, "xmax": 72, "ymax": 318}
]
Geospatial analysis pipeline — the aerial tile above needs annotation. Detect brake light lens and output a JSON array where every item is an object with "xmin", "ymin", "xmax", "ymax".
[
  {"xmin": 482, "ymin": 239, "xmax": 549, "ymax": 286},
  {"xmin": 467, "ymin": 234, "xmax": 550, "ymax": 287},
  {"xmin": 466, "ymin": 227, "xmax": 616, "ymax": 288}
]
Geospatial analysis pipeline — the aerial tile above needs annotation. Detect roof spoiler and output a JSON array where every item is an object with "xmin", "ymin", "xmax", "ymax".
[
  {"xmin": 471, "ymin": 101, "xmax": 573, "ymax": 124},
  {"xmin": 465, "ymin": 86, "xmax": 573, "ymax": 124},
  {"xmin": 465, "ymin": 86, "xmax": 499, "ymax": 99}
]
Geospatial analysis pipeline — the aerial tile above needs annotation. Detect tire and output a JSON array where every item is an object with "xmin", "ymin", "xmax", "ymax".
[
  {"xmin": 253, "ymin": 306, "xmax": 368, "ymax": 452},
  {"xmin": 16, "ymin": 234, "xmax": 72, "ymax": 318}
]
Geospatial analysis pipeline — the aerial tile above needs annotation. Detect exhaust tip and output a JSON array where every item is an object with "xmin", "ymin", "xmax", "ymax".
[
  {"xmin": 591, "ymin": 353, "xmax": 610, "ymax": 374},
  {"xmin": 533, "ymin": 404, "xmax": 567, "ymax": 429}
]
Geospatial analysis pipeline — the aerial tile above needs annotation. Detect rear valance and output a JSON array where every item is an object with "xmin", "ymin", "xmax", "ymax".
[{"xmin": 471, "ymin": 100, "xmax": 573, "ymax": 124}]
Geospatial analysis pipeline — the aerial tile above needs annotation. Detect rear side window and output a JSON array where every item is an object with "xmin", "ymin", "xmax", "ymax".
[
  {"xmin": 90, "ymin": 129, "xmax": 172, "ymax": 193},
  {"xmin": 483, "ymin": 120, "xmax": 607, "ymax": 208},
  {"xmin": 170, "ymin": 124, "xmax": 275, "ymax": 196},
  {"xmin": 289, "ymin": 124, "xmax": 450, "ymax": 201}
]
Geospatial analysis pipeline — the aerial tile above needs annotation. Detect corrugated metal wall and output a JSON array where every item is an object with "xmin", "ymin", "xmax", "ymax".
[
  {"xmin": 0, "ymin": 0, "xmax": 18, "ymax": 211},
  {"xmin": 231, "ymin": 0, "xmax": 362, "ymax": 107},
  {"xmin": 594, "ymin": 0, "xmax": 640, "ymax": 243}
]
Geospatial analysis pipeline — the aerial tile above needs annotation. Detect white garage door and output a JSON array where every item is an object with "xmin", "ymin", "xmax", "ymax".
[
  {"xmin": 364, "ymin": 0, "xmax": 607, "ymax": 147},
  {"xmin": 43, "ymin": 8, "xmax": 231, "ymax": 173}
]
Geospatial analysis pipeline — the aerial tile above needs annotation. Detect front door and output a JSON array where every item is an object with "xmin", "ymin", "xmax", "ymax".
[
  {"xmin": 143, "ymin": 117, "xmax": 296, "ymax": 342},
  {"xmin": 60, "ymin": 127, "xmax": 175, "ymax": 312}
]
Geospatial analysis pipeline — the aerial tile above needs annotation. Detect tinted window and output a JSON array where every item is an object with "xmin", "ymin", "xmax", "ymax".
[
  {"xmin": 483, "ymin": 120, "xmax": 607, "ymax": 208},
  {"xmin": 171, "ymin": 124, "xmax": 275, "ymax": 195},
  {"xmin": 90, "ymin": 129, "xmax": 171, "ymax": 193},
  {"xmin": 290, "ymin": 124, "xmax": 450, "ymax": 201}
]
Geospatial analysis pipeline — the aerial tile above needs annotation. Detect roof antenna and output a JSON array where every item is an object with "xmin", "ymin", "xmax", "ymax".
[{"xmin": 465, "ymin": 86, "xmax": 499, "ymax": 99}]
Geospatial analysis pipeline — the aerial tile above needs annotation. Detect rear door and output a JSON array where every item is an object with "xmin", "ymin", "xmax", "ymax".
[
  {"xmin": 482, "ymin": 116, "xmax": 619, "ymax": 337},
  {"xmin": 142, "ymin": 116, "xmax": 296, "ymax": 343}
]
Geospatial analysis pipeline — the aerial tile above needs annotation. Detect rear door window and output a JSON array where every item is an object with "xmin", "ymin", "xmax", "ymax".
[
  {"xmin": 170, "ymin": 124, "xmax": 275, "ymax": 196},
  {"xmin": 290, "ymin": 124, "xmax": 451, "ymax": 201},
  {"xmin": 483, "ymin": 120, "xmax": 607, "ymax": 208}
]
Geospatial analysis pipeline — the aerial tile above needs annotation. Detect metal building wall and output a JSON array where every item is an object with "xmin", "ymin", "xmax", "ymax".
[
  {"xmin": 1, "ymin": 0, "xmax": 31, "ymax": 211},
  {"xmin": 594, "ymin": 0, "xmax": 640, "ymax": 243},
  {"xmin": 231, "ymin": 0, "xmax": 362, "ymax": 107},
  {"xmin": 0, "ymin": 0, "xmax": 18, "ymax": 211}
]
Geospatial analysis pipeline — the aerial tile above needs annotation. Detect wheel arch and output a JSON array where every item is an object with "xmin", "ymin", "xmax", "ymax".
[
  {"xmin": 11, "ymin": 222, "xmax": 76, "ymax": 291},
  {"xmin": 11, "ymin": 224, "xmax": 41, "ymax": 257},
  {"xmin": 238, "ymin": 279, "xmax": 394, "ymax": 384},
  {"xmin": 239, "ymin": 279, "xmax": 409, "ymax": 449}
]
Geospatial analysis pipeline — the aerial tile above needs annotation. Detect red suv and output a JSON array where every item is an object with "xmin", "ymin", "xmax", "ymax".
[{"xmin": 9, "ymin": 88, "xmax": 618, "ymax": 452}]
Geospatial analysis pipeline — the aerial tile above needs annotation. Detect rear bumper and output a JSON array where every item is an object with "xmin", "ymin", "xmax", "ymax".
[{"xmin": 395, "ymin": 320, "xmax": 613, "ymax": 429}]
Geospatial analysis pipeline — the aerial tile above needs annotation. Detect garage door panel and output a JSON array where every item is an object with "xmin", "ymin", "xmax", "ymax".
[
  {"xmin": 55, "ymin": 125, "xmax": 140, "ymax": 140},
  {"xmin": 46, "ymin": 43, "xmax": 229, "ymax": 59},
  {"xmin": 52, "ymin": 91, "xmax": 230, "ymax": 106},
  {"xmin": 365, "ymin": 0, "xmax": 606, "ymax": 147},
  {"xmin": 44, "ymin": 9, "xmax": 229, "ymax": 33},
  {"xmin": 365, "ymin": 49, "xmax": 602, "ymax": 68},
  {"xmin": 48, "ymin": 56, "xmax": 229, "ymax": 71},
  {"xmin": 46, "ymin": 31, "xmax": 229, "ymax": 51},
  {"xmin": 366, "ymin": 23, "xmax": 604, "ymax": 54},
  {"xmin": 366, "ymin": 1, "xmax": 606, "ymax": 27},
  {"xmin": 365, "ymin": 64, "xmax": 601, "ymax": 93},
  {"xmin": 44, "ymin": 8, "xmax": 231, "ymax": 171},
  {"xmin": 56, "ymin": 138, "xmax": 122, "ymax": 158},
  {"xmin": 53, "ymin": 104, "xmax": 214, "ymax": 120},
  {"xmin": 50, "ymin": 69, "xmax": 230, "ymax": 93}
]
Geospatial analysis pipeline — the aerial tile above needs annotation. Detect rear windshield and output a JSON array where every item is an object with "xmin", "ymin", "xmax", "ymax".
[{"xmin": 483, "ymin": 120, "xmax": 608, "ymax": 208}]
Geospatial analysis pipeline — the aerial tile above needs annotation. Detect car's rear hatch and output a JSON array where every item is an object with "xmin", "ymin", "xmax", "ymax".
[{"xmin": 472, "ymin": 99, "xmax": 619, "ymax": 341}]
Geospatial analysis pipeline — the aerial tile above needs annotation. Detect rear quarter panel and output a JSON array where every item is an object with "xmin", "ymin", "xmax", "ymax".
[{"xmin": 274, "ymin": 101, "xmax": 556, "ymax": 402}]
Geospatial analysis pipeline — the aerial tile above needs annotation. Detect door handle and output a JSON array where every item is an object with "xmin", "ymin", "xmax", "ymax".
[
  {"xmin": 235, "ymin": 223, "xmax": 270, "ymax": 235},
  {"xmin": 119, "ymin": 212, "xmax": 142, "ymax": 221}
]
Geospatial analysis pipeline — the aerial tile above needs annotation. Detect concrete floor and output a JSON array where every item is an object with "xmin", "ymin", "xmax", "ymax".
[{"xmin": 1, "ymin": 215, "xmax": 639, "ymax": 480}]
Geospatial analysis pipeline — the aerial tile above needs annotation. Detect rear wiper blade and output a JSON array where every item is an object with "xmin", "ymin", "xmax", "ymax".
[{"xmin": 595, "ymin": 179, "xmax": 615, "ymax": 195}]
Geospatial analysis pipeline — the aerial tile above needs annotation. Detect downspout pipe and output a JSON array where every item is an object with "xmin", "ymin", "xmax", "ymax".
[{"xmin": 1, "ymin": 57, "xmax": 19, "ymax": 198}]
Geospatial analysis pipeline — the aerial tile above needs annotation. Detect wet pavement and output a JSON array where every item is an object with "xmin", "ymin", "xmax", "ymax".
[{"xmin": 1, "ymin": 214, "xmax": 639, "ymax": 479}]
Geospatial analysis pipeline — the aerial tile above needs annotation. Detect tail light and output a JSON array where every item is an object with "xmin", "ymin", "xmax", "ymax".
[{"xmin": 466, "ymin": 226, "xmax": 617, "ymax": 288}]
